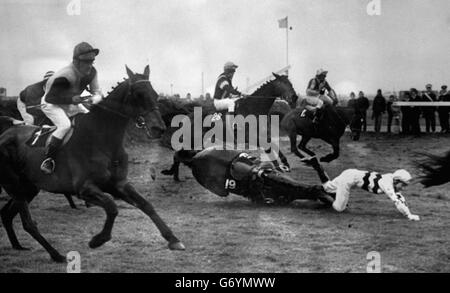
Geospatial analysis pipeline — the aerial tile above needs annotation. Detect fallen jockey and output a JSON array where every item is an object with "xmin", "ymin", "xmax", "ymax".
[{"xmin": 305, "ymin": 157, "xmax": 420, "ymax": 221}]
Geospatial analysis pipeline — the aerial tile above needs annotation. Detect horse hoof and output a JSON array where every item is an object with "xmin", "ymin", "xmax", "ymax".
[
  {"xmin": 89, "ymin": 234, "xmax": 112, "ymax": 249},
  {"xmin": 161, "ymin": 170, "xmax": 173, "ymax": 176},
  {"xmin": 52, "ymin": 253, "xmax": 67, "ymax": 263},
  {"xmin": 320, "ymin": 157, "xmax": 330, "ymax": 163},
  {"xmin": 13, "ymin": 245, "xmax": 30, "ymax": 251},
  {"xmin": 168, "ymin": 241, "xmax": 185, "ymax": 251}
]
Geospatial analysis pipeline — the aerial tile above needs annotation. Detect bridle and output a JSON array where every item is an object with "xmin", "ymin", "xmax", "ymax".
[{"xmin": 92, "ymin": 78, "xmax": 160, "ymax": 138}]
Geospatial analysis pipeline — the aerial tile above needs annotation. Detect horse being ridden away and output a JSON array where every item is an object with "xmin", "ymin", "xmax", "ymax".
[
  {"xmin": 280, "ymin": 103, "xmax": 362, "ymax": 163},
  {"xmin": 0, "ymin": 65, "xmax": 185, "ymax": 263},
  {"xmin": 162, "ymin": 73, "xmax": 298, "ymax": 181}
]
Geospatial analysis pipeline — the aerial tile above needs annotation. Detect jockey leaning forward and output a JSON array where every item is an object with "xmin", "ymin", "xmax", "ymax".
[
  {"xmin": 40, "ymin": 42, "xmax": 103, "ymax": 174},
  {"xmin": 213, "ymin": 61, "xmax": 244, "ymax": 114},
  {"xmin": 303, "ymin": 68, "xmax": 338, "ymax": 123},
  {"xmin": 17, "ymin": 71, "xmax": 54, "ymax": 125}
]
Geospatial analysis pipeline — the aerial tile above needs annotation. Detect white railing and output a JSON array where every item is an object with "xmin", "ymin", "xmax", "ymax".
[{"xmin": 393, "ymin": 102, "xmax": 450, "ymax": 106}]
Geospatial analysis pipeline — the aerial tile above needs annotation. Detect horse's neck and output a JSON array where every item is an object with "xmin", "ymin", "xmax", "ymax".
[
  {"xmin": 326, "ymin": 106, "xmax": 348, "ymax": 129},
  {"xmin": 252, "ymin": 82, "xmax": 277, "ymax": 96},
  {"xmin": 85, "ymin": 81, "xmax": 130, "ymax": 146}
]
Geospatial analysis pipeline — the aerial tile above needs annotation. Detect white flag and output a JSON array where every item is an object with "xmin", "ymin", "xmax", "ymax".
[{"xmin": 278, "ymin": 17, "xmax": 288, "ymax": 29}]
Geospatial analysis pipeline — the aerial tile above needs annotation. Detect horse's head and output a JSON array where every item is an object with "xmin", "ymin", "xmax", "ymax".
[
  {"xmin": 124, "ymin": 65, "xmax": 166, "ymax": 138},
  {"xmin": 271, "ymin": 73, "xmax": 298, "ymax": 109}
]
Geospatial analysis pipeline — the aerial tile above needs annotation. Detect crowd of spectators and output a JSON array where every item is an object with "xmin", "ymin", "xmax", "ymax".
[{"xmin": 346, "ymin": 84, "xmax": 450, "ymax": 134}]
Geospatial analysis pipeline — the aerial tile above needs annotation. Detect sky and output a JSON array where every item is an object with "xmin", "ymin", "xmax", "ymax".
[{"xmin": 0, "ymin": 0, "xmax": 449, "ymax": 97}]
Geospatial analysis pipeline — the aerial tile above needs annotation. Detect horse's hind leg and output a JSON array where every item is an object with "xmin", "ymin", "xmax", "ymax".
[
  {"xmin": 109, "ymin": 183, "xmax": 185, "ymax": 251},
  {"xmin": 79, "ymin": 184, "xmax": 118, "ymax": 249},
  {"xmin": 17, "ymin": 200, "xmax": 66, "ymax": 262},
  {"xmin": 64, "ymin": 194, "xmax": 78, "ymax": 209},
  {"xmin": 1, "ymin": 198, "xmax": 28, "ymax": 250}
]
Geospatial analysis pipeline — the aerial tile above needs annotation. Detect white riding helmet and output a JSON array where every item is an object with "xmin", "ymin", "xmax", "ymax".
[{"xmin": 393, "ymin": 169, "xmax": 412, "ymax": 184}]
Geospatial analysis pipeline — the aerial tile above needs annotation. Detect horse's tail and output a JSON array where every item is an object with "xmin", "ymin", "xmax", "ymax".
[{"xmin": 415, "ymin": 151, "xmax": 450, "ymax": 187}]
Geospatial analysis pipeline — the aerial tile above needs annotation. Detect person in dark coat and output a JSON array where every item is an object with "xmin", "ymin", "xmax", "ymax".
[
  {"xmin": 386, "ymin": 95, "xmax": 396, "ymax": 133},
  {"xmin": 401, "ymin": 92, "xmax": 412, "ymax": 134},
  {"xmin": 422, "ymin": 84, "xmax": 437, "ymax": 133},
  {"xmin": 347, "ymin": 92, "xmax": 356, "ymax": 109},
  {"xmin": 410, "ymin": 88, "xmax": 422, "ymax": 135},
  {"xmin": 356, "ymin": 91, "xmax": 370, "ymax": 132},
  {"xmin": 372, "ymin": 89, "xmax": 386, "ymax": 133}
]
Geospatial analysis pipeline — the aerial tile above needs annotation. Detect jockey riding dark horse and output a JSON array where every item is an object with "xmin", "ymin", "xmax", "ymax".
[
  {"xmin": 0, "ymin": 65, "xmax": 185, "ymax": 263},
  {"xmin": 163, "ymin": 147, "xmax": 334, "ymax": 206}
]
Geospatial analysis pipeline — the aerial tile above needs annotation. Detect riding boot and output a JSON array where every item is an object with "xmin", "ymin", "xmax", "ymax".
[{"xmin": 40, "ymin": 136, "xmax": 63, "ymax": 174}]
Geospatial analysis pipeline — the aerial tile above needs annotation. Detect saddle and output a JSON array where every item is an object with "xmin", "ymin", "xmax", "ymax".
[{"xmin": 25, "ymin": 117, "xmax": 77, "ymax": 148}]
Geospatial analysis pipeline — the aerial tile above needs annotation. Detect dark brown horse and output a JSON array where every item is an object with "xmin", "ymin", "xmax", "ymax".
[
  {"xmin": 161, "ymin": 74, "xmax": 298, "ymax": 181},
  {"xmin": 0, "ymin": 65, "xmax": 185, "ymax": 263},
  {"xmin": 416, "ymin": 150, "xmax": 450, "ymax": 187},
  {"xmin": 281, "ymin": 103, "xmax": 363, "ymax": 163}
]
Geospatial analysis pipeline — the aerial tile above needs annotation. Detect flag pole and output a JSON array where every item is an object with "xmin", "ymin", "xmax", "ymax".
[{"xmin": 286, "ymin": 17, "xmax": 289, "ymax": 69}]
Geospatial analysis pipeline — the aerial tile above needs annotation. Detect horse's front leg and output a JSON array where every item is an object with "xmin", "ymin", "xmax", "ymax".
[
  {"xmin": 161, "ymin": 160, "xmax": 181, "ymax": 181},
  {"xmin": 289, "ymin": 133, "xmax": 305, "ymax": 159},
  {"xmin": 320, "ymin": 140, "xmax": 340, "ymax": 163},
  {"xmin": 109, "ymin": 182, "xmax": 185, "ymax": 251},
  {"xmin": 78, "ymin": 183, "xmax": 118, "ymax": 249},
  {"xmin": 298, "ymin": 136, "xmax": 316, "ymax": 157}
]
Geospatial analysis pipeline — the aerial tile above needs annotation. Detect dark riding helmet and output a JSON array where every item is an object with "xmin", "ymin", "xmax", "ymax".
[{"xmin": 73, "ymin": 42, "xmax": 99, "ymax": 61}]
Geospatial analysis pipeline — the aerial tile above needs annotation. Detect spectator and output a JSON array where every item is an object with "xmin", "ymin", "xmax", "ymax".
[
  {"xmin": 356, "ymin": 91, "xmax": 370, "ymax": 132},
  {"xmin": 372, "ymin": 89, "xmax": 386, "ymax": 133},
  {"xmin": 401, "ymin": 92, "xmax": 412, "ymax": 134},
  {"xmin": 347, "ymin": 92, "xmax": 356, "ymax": 109},
  {"xmin": 205, "ymin": 92, "xmax": 212, "ymax": 101},
  {"xmin": 422, "ymin": 84, "xmax": 437, "ymax": 133},
  {"xmin": 438, "ymin": 85, "xmax": 450, "ymax": 133},
  {"xmin": 410, "ymin": 88, "xmax": 422, "ymax": 135},
  {"xmin": 186, "ymin": 93, "xmax": 192, "ymax": 101},
  {"xmin": 386, "ymin": 95, "xmax": 397, "ymax": 133}
]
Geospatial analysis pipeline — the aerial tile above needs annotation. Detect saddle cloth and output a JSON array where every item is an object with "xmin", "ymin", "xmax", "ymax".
[{"xmin": 25, "ymin": 117, "xmax": 77, "ymax": 148}]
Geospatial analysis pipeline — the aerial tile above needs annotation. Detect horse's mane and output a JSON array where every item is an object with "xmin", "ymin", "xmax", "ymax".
[{"xmin": 252, "ymin": 75, "xmax": 292, "ymax": 96}]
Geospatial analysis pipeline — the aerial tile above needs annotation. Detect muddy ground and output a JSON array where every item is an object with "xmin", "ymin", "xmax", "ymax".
[{"xmin": 0, "ymin": 132, "xmax": 449, "ymax": 273}]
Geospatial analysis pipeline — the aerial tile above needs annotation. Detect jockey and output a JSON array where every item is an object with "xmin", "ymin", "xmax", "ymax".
[
  {"xmin": 17, "ymin": 71, "xmax": 54, "ymax": 125},
  {"xmin": 321, "ymin": 168, "xmax": 420, "ymax": 221},
  {"xmin": 303, "ymin": 68, "xmax": 337, "ymax": 123},
  {"xmin": 213, "ymin": 61, "xmax": 243, "ymax": 114},
  {"xmin": 40, "ymin": 42, "xmax": 103, "ymax": 174}
]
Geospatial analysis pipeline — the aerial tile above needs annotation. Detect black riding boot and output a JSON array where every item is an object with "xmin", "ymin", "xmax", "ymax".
[
  {"xmin": 40, "ymin": 136, "xmax": 63, "ymax": 174},
  {"xmin": 313, "ymin": 108, "xmax": 323, "ymax": 124}
]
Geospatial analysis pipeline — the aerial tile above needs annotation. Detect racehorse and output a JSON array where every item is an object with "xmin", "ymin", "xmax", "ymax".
[
  {"xmin": 0, "ymin": 65, "xmax": 185, "ymax": 263},
  {"xmin": 416, "ymin": 150, "xmax": 450, "ymax": 187},
  {"xmin": 280, "ymin": 103, "xmax": 363, "ymax": 163},
  {"xmin": 161, "ymin": 73, "xmax": 298, "ymax": 181},
  {"xmin": 165, "ymin": 147, "xmax": 334, "ymax": 206}
]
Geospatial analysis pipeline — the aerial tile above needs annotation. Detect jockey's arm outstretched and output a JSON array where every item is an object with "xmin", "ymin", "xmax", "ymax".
[{"xmin": 307, "ymin": 157, "xmax": 420, "ymax": 220}]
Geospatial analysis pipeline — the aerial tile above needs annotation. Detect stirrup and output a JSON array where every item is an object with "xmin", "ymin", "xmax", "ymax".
[{"xmin": 40, "ymin": 158, "xmax": 55, "ymax": 175}]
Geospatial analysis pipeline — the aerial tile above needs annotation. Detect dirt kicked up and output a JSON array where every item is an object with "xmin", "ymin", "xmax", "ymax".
[{"xmin": 0, "ymin": 133, "xmax": 449, "ymax": 273}]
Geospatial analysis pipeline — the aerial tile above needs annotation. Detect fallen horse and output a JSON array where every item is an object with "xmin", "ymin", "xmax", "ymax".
[{"xmin": 162, "ymin": 147, "xmax": 334, "ymax": 206}]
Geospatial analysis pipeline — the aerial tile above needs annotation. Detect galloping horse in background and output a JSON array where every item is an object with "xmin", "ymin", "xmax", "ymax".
[
  {"xmin": 0, "ymin": 65, "xmax": 185, "ymax": 263},
  {"xmin": 161, "ymin": 73, "xmax": 298, "ymax": 181},
  {"xmin": 281, "ymin": 103, "xmax": 363, "ymax": 163}
]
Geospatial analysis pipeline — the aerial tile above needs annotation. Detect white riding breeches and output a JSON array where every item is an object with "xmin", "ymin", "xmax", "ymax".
[
  {"xmin": 214, "ymin": 98, "xmax": 239, "ymax": 113},
  {"xmin": 41, "ymin": 103, "xmax": 89, "ymax": 139}
]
